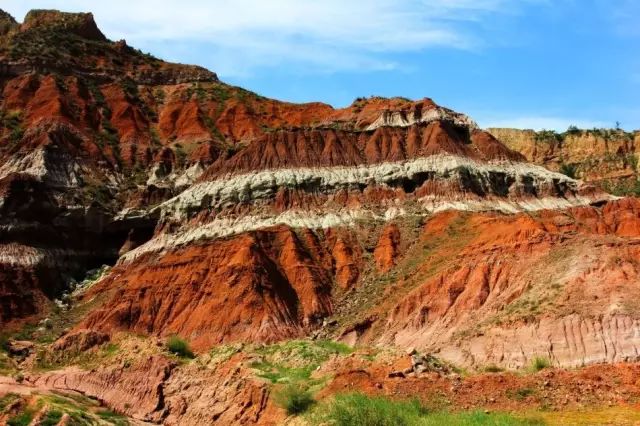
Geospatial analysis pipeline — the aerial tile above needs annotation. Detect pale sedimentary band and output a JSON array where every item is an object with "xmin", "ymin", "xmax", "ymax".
[
  {"xmin": 158, "ymin": 154, "xmax": 580, "ymax": 221},
  {"xmin": 364, "ymin": 107, "xmax": 478, "ymax": 131},
  {"xmin": 120, "ymin": 191, "xmax": 610, "ymax": 264}
]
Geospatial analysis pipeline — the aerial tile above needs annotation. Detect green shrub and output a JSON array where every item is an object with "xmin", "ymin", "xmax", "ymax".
[
  {"xmin": 166, "ymin": 336, "xmax": 194, "ymax": 358},
  {"xmin": 559, "ymin": 163, "xmax": 578, "ymax": 179},
  {"xmin": 531, "ymin": 356, "xmax": 551, "ymax": 372},
  {"xmin": 275, "ymin": 383, "xmax": 315, "ymax": 416}
]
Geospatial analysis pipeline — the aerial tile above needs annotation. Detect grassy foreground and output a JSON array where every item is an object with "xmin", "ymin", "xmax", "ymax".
[
  {"xmin": 305, "ymin": 393, "xmax": 640, "ymax": 426},
  {"xmin": 310, "ymin": 393, "xmax": 543, "ymax": 426}
]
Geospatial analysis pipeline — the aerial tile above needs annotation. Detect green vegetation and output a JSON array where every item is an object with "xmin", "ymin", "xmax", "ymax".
[
  {"xmin": 250, "ymin": 339, "xmax": 352, "ymax": 384},
  {"xmin": 565, "ymin": 125, "xmax": 581, "ymax": 136},
  {"xmin": 0, "ymin": 110, "xmax": 24, "ymax": 146},
  {"xmin": 531, "ymin": 357, "xmax": 551, "ymax": 372},
  {"xmin": 484, "ymin": 365, "xmax": 504, "ymax": 373},
  {"xmin": 96, "ymin": 409, "xmax": 129, "ymax": 425},
  {"xmin": 40, "ymin": 409, "xmax": 63, "ymax": 426},
  {"xmin": 1, "ymin": 391, "xmax": 130, "ymax": 425},
  {"xmin": 7, "ymin": 411, "xmax": 34, "ymax": 426},
  {"xmin": 153, "ymin": 88, "xmax": 166, "ymax": 104},
  {"xmin": 558, "ymin": 163, "xmax": 578, "ymax": 179},
  {"xmin": 275, "ymin": 383, "xmax": 315, "ymax": 415},
  {"xmin": 86, "ymin": 80, "xmax": 111, "ymax": 118},
  {"xmin": 174, "ymin": 143, "xmax": 187, "ymax": 167},
  {"xmin": 245, "ymin": 340, "xmax": 353, "ymax": 417},
  {"xmin": 0, "ymin": 393, "xmax": 20, "ymax": 411},
  {"xmin": 207, "ymin": 345, "xmax": 241, "ymax": 365},
  {"xmin": 314, "ymin": 393, "xmax": 543, "ymax": 426},
  {"xmin": 83, "ymin": 183, "xmax": 112, "ymax": 208},
  {"xmin": 534, "ymin": 130, "xmax": 563, "ymax": 144},
  {"xmin": 317, "ymin": 393, "xmax": 428, "ymax": 426},
  {"xmin": 166, "ymin": 336, "xmax": 194, "ymax": 358},
  {"xmin": 601, "ymin": 179, "xmax": 640, "ymax": 197}
]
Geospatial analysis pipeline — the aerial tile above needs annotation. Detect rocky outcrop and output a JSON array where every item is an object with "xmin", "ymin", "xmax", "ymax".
[
  {"xmin": 353, "ymin": 198, "xmax": 640, "ymax": 369},
  {"xmin": 374, "ymin": 223, "xmax": 401, "ymax": 273},
  {"xmin": 80, "ymin": 226, "xmax": 344, "ymax": 349},
  {"xmin": 365, "ymin": 104, "xmax": 477, "ymax": 131},
  {"xmin": 489, "ymin": 128, "xmax": 640, "ymax": 185},
  {"xmin": 32, "ymin": 355, "xmax": 277, "ymax": 425},
  {"xmin": 51, "ymin": 329, "xmax": 110, "ymax": 353},
  {"xmin": 21, "ymin": 10, "xmax": 107, "ymax": 41},
  {"xmin": 34, "ymin": 356, "xmax": 175, "ymax": 422}
]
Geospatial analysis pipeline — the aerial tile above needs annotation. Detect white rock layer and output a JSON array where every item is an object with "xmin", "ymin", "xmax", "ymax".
[
  {"xmin": 365, "ymin": 107, "xmax": 478, "ymax": 131},
  {"xmin": 158, "ymin": 154, "xmax": 580, "ymax": 221}
]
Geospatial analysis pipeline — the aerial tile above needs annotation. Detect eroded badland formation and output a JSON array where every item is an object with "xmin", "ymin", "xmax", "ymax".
[{"xmin": 1, "ymin": 9, "xmax": 640, "ymax": 425}]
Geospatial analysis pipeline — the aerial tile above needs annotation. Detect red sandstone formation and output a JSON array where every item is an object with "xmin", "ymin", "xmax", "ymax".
[
  {"xmin": 1, "ymin": 8, "xmax": 640, "ymax": 424},
  {"xmin": 374, "ymin": 223, "xmax": 401, "ymax": 273}
]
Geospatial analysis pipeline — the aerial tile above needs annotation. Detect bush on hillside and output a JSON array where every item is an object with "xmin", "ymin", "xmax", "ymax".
[{"xmin": 166, "ymin": 336, "xmax": 194, "ymax": 358}]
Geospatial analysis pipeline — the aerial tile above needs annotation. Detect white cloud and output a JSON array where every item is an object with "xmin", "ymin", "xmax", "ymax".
[
  {"xmin": 2, "ymin": 0, "xmax": 543, "ymax": 76},
  {"xmin": 480, "ymin": 115, "xmax": 609, "ymax": 131}
]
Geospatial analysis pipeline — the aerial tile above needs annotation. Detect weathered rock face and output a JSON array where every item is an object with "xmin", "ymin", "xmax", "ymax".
[
  {"xmin": 32, "ymin": 354, "xmax": 278, "ymax": 425},
  {"xmin": 374, "ymin": 223, "xmax": 401, "ymax": 273},
  {"xmin": 489, "ymin": 128, "xmax": 640, "ymax": 187},
  {"xmin": 1, "ymin": 8, "xmax": 638, "ymax": 384},
  {"xmin": 80, "ymin": 226, "xmax": 348, "ymax": 349},
  {"xmin": 349, "ymin": 198, "xmax": 640, "ymax": 369}
]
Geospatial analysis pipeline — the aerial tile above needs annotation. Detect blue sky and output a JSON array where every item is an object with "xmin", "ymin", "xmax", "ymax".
[{"xmin": 4, "ymin": 0, "xmax": 639, "ymax": 130}]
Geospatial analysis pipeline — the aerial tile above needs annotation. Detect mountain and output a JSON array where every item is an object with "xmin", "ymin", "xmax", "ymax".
[{"xmin": 1, "ymin": 9, "xmax": 640, "ymax": 425}]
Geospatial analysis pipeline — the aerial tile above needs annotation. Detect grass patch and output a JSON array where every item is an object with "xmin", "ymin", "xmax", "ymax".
[
  {"xmin": 40, "ymin": 409, "xmax": 63, "ymax": 426},
  {"xmin": 97, "ymin": 409, "xmax": 129, "ymax": 425},
  {"xmin": 0, "ymin": 393, "xmax": 20, "ymax": 411},
  {"xmin": 7, "ymin": 410, "xmax": 34, "ymax": 426},
  {"xmin": 531, "ymin": 357, "xmax": 551, "ymax": 372},
  {"xmin": 1, "ymin": 391, "xmax": 131, "ymax": 425},
  {"xmin": 275, "ymin": 383, "xmax": 315, "ymax": 416},
  {"xmin": 166, "ymin": 336, "xmax": 194, "ymax": 359},
  {"xmin": 314, "ymin": 393, "xmax": 543, "ymax": 425},
  {"xmin": 317, "ymin": 393, "xmax": 428, "ymax": 426},
  {"xmin": 251, "ymin": 360, "xmax": 316, "ymax": 384},
  {"xmin": 250, "ymin": 340, "xmax": 352, "ymax": 384}
]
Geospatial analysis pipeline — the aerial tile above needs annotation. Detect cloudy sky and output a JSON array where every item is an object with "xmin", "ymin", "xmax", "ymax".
[{"xmin": 3, "ymin": 0, "xmax": 639, "ymax": 130}]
